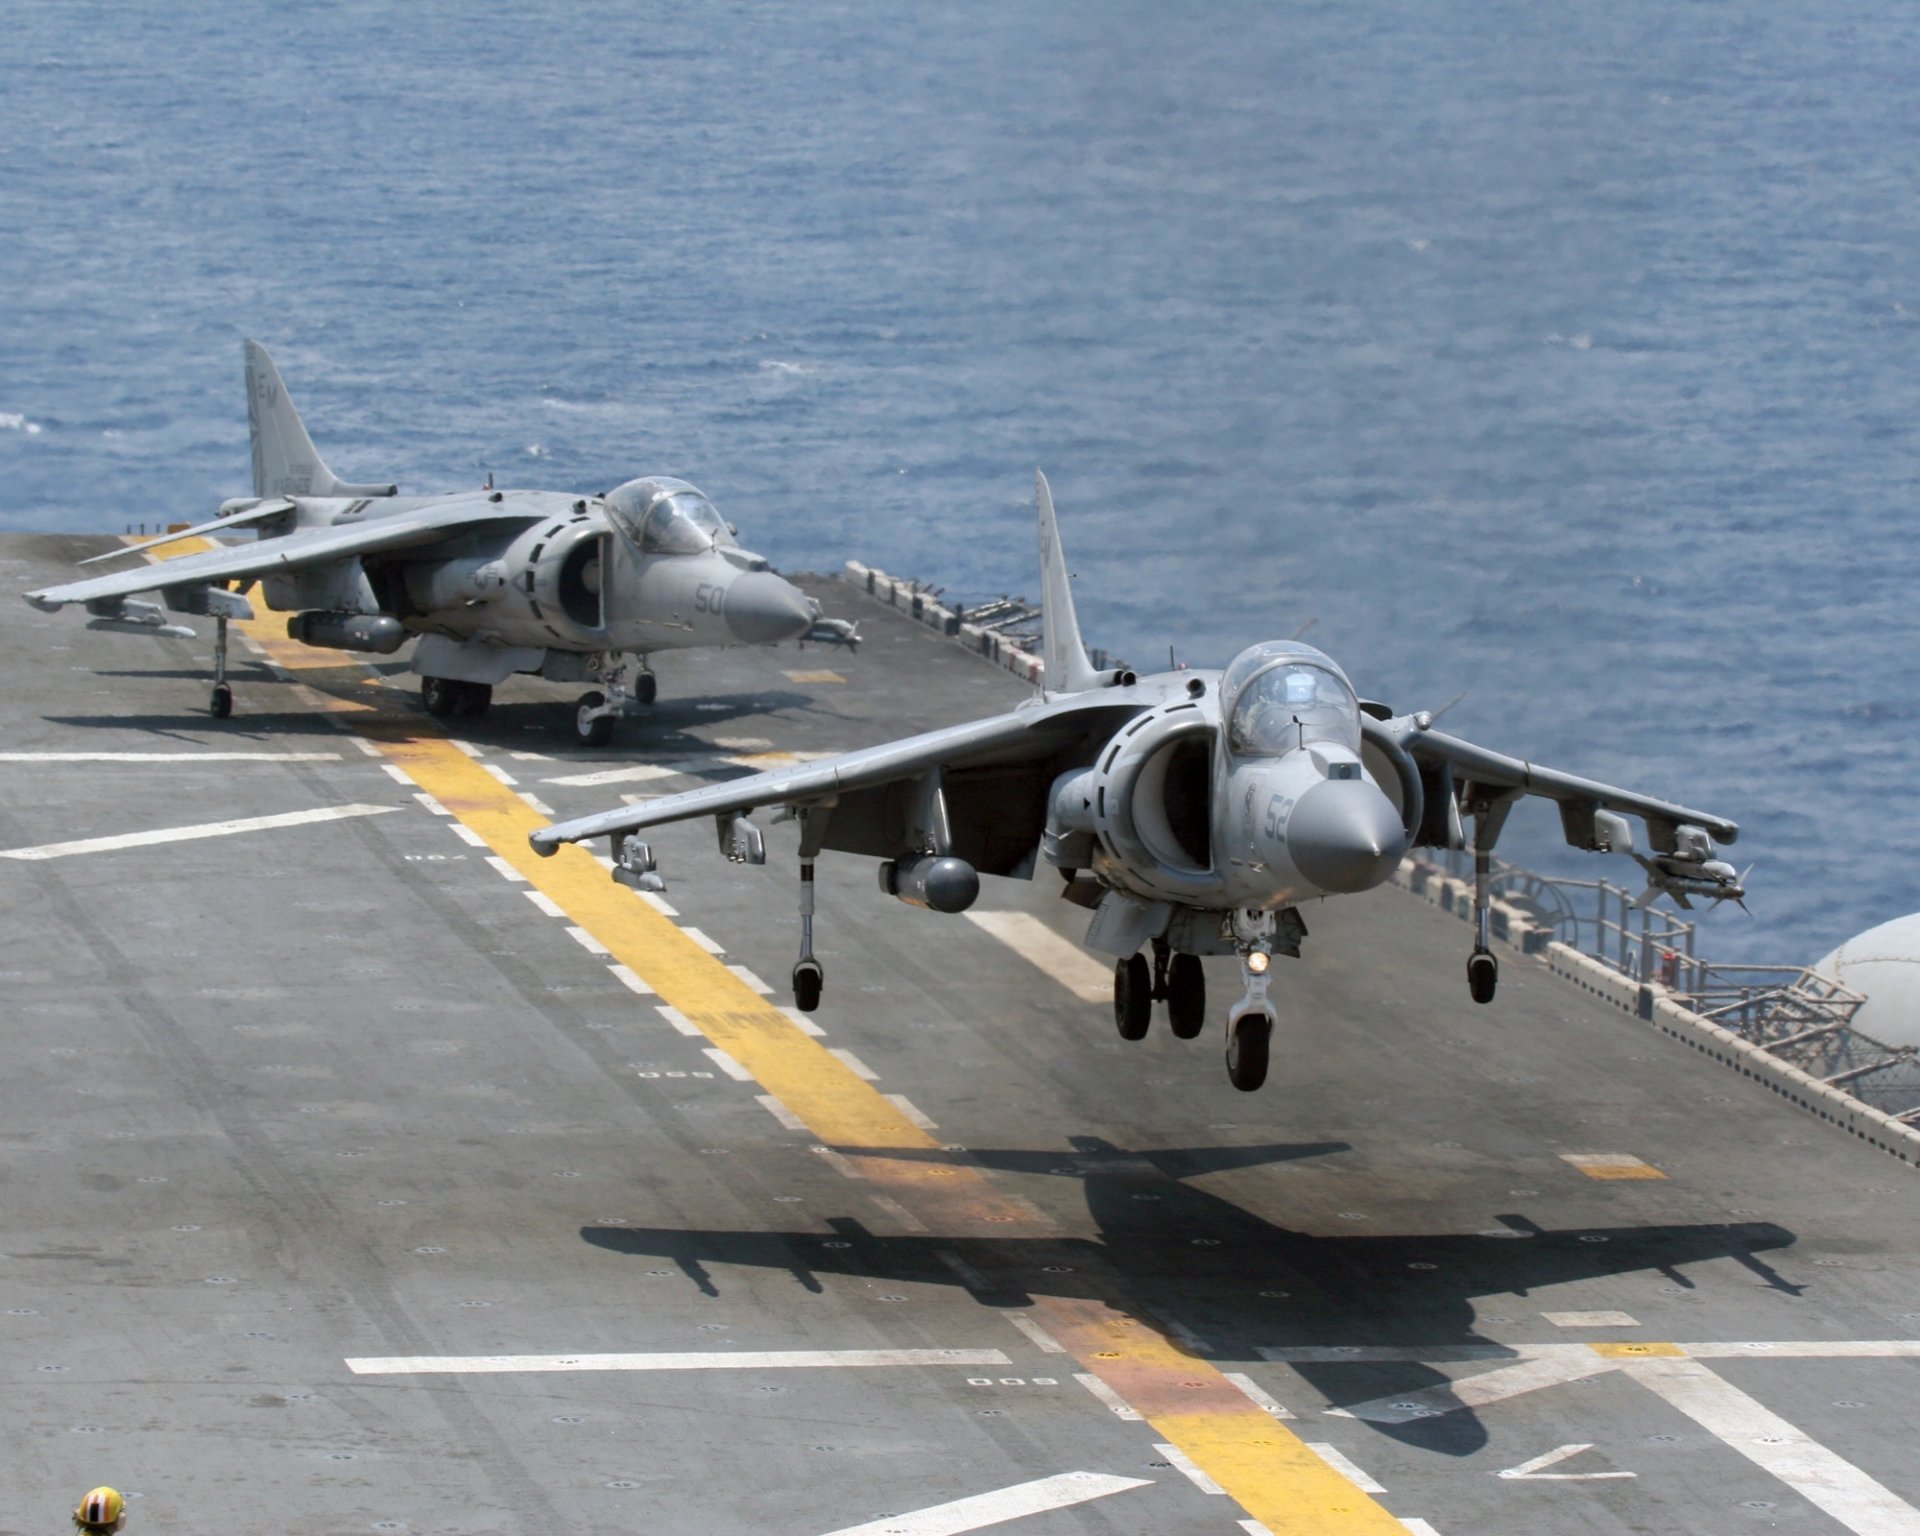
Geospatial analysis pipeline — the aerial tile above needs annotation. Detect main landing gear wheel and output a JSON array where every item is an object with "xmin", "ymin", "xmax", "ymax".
[
  {"xmin": 453, "ymin": 680, "xmax": 491, "ymax": 718},
  {"xmin": 209, "ymin": 683, "xmax": 233, "ymax": 720},
  {"xmin": 1113, "ymin": 953, "xmax": 1151, "ymax": 1041},
  {"xmin": 636, "ymin": 672, "xmax": 658, "ymax": 706},
  {"xmin": 1226, "ymin": 1014, "xmax": 1271, "ymax": 1092},
  {"xmin": 1467, "ymin": 946, "xmax": 1499, "ymax": 1005},
  {"xmin": 1166, "ymin": 953, "xmax": 1205, "ymax": 1039},
  {"xmin": 792, "ymin": 958, "xmax": 824, "ymax": 1013},
  {"xmin": 575, "ymin": 690, "xmax": 616, "ymax": 748},
  {"xmin": 421, "ymin": 675, "xmax": 456, "ymax": 718}
]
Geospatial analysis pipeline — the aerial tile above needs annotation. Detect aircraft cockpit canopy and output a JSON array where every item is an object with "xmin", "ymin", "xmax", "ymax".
[
  {"xmin": 1221, "ymin": 642, "xmax": 1361, "ymax": 757},
  {"xmin": 604, "ymin": 478, "xmax": 732, "ymax": 555}
]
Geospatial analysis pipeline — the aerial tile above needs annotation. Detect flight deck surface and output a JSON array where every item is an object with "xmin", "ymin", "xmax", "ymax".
[{"xmin": 3, "ymin": 533, "xmax": 1918, "ymax": 1536}]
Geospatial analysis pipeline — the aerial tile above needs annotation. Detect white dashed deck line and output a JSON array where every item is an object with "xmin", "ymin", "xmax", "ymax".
[
  {"xmin": 482, "ymin": 763, "xmax": 518, "ymax": 786},
  {"xmin": 451, "ymin": 823, "xmax": 487, "ymax": 847},
  {"xmin": 450, "ymin": 740, "xmax": 485, "ymax": 759},
  {"xmin": 1624, "ymin": 1356, "xmax": 1920, "ymax": 1535},
  {"xmin": 961, "ymin": 910, "xmax": 1111, "ymax": 1003},
  {"xmin": 726, "ymin": 964, "xmax": 774, "ymax": 994},
  {"xmin": 380, "ymin": 761, "xmax": 414, "ymax": 785},
  {"xmin": 542, "ymin": 762, "xmax": 691, "ymax": 789},
  {"xmin": 347, "ymin": 736, "xmax": 383, "ymax": 758},
  {"xmin": 656, "ymin": 1006, "xmax": 702, "ymax": 1037},
  {"xmin": 1398, "ymin": 1522, "xmax": 1447, "ymax": 1536},
  {"xmin": 812, "ymin": 1146, "xmax": 866, "ymax": 1181},
  {"xmin": 413, "ymin": 792, "xmax": 451, "ymax": 816},
  {"xmin": 1325, "ymin": 1346, "xmax": 1617, "ymax": 1423},
  {"xmin": 814, "ymin": 1472, "xmax": 1151, "ymax": 1536},
  {"xmin": 637, "ymin": 890, "xmax": 679, "ymax": 917},
  {"xmin": 1304, "ymin": 1443, "xmax": 1385, "ymax": 1495},
  {"xmin": 756, "ymin": 1095, "xmax": 808, "ymax": 1130},
  {"xmin": 520, "ymin": 794, "xmax": 556, "ymax": 816},
  {"xmin": 1681, "ymin": 1340, "xmax": 1920, "ymax": 1358},
  {"xmin": 679, "ymin": 926, "xmax": 724, "ymax": 955},
  {"xmin": 347, "ymin": 1348, "xmax": 1011, "ymax": 1375},
  {"xmin": 829, "ymin": 1048, "xmax": 879, "ymax": 1082},
  {"xmin": 868, "ymin": 1195, "xmax": 928, "ymax": 1233},
  {"xmin": 0, "ymin": 803, "xmax": 401, "ymax": 861},
  {"xmin": 1073, "ymin": 1373, "xmax": 1142, "ymax": 1421},
  {"xmin": 1004, "ymin": 1314, "xmax": 1067, "ymax": 1355},
  {"xmin": 1152, "ymin": 1443, "xmax": 1226, "ymax": 1496},
  {"xmin": 1239, "ymin": 1523, "xmax": 1278, "ymax": 1536},
  {"xmin": 781, "ymin": 1005, "xmax": 826, "ymax": 1037},
  {"xmin": 0, "ymin": 751, "xmax": 342, "ymax": 762},
  {"xmin": 484, "ymin": 855, "xmax": 527, "ymax": 882},
  {"xmin": 566, "ymin": 926, "xmax": 611, "ymax": 957},
  {"xmin": 523, "ymin": 891, "xmax": 566, "ymax": 918},
  {"xmin": 702, "ymin": 1047, "xmax": 753, "ymax": 1082},
  {"xmin": 608, "ymin": 964, "xmax": 655, "ymax": 996},
  {"xmin": 1542, "ymin": 1310, "xmax": 1638, "ymax": 1328},
  {"xmin": 507, "ymin": 750, "xmax": 556, "ymax": 762},
  {"xmin": 885, "ymin": 1093, "xmax": 937, "ymax": 1130},
  {"xmin": 1222, "ymin": 1372, "xmax": 1294, "ymax": 1419}
]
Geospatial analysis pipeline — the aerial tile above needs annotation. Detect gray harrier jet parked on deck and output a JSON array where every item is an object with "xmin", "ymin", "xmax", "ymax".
[
  {"xmin": 532, "ymin": 472, "xmax": 1744, "ymax": 1090},
  {"xmin": 25, "ymin": 341, "xmax": 849, "ymax": 744}
]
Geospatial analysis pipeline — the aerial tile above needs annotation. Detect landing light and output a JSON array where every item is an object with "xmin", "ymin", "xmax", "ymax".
[{"xmin": 1247, "ymin": 951, "xmax": 1271, "ymax": 975}]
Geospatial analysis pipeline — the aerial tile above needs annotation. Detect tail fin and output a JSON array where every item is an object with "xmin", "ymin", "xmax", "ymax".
[
  {"xmin": 244, "ymin": 340, "xmax": 396, "ymax": 499},
  {"xmin": 1035, "ymin": 470, "xmax": 1103, "ymax": 695}
]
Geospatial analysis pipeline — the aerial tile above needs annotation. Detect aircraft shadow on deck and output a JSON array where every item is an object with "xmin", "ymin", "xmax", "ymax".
[{"xmin": 583, "ymin": 1136, "xmax": 1797, "ymax": 1457}]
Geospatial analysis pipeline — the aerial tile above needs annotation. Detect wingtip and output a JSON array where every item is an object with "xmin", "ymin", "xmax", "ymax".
[{"xmin": 22, "ymin": 592, "xmax": 59, "ymax": 613}]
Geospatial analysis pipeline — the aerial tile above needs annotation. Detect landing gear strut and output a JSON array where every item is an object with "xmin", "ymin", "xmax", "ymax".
[
  {"xmin": 574, "ymin": 656, "xmax": 654, "ymax": 747},
  {"xmin": 1464, "ymin": 792, "xmax": 1518, "ymax": 1005},
  {"xmin": 789, "ymin": 808, "xmax": 830, "ymax": 1012},
  {"xmin": 209, "ymin": 614, "xmax": 232, "ymax": 719}
]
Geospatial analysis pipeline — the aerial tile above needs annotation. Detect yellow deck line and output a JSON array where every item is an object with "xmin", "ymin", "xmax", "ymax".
[{"xmin": 129, "ymin": 535, "xmax": 1410, "ymax": 1533}]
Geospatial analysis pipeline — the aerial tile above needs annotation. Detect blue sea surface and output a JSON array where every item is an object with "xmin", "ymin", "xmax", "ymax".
[{"xmin": 4, "ymin": 2, "xmax": 1918, "ymax": 966}]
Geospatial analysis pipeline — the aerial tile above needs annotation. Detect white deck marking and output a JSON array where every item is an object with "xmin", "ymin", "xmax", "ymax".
[
  {"xmin": 1623, "ymin": 1357, "xmax": 1920, "ymax": 1535},
  {"xmin": 1074, "ymin": 1373, "xmax": 1142, "ymax": 1421},
  {"xmin": 1239, "ymin": 1523, "xmax": 1278, "ymax": 1536},
  {"xmin": 520, "ymin": 794, "xmax": 555, "ymax": 815},
  {"xmin": 1398, "ymin": 1522, "xmax": 1447, "ymax": 1536},
  {"xmin": 608, "ymin": 963, "xmax": 655, "ymax": 996},
  {"xmin": 961, "ymin": 910, "xmax": 1112, "ymax": 1003},
  {"xmin": 1304, "ymin": 1444, "xmax": 1386, "ymax": 1494},
  {"xmin": 656, "ymin": 1005, "xmax": 702, "ymax": 1037},
  {"xmin": 885, "ymin": 1094, "xmax": 938, "ymax": 1130},
  {"xmin": 781, "ymin": 1004, "xmax": 827, "ymax": 1037},
  {"xmin": 450, "ymin": 739, "xmax": 484, "ymax": 758},
  {"xmin": 1222, "ymin": 1372, "xmax": 1295, "ymax": 1419},
  {"xmin": 1682, "ymin": 1340, "xmax": 1920, "ymax": 1358},
  {"xmin": 450, "ymin": 823, "xmax": 487, "ymax": 847},
  {"xmin": 813, "ymin": 1146, "xmax": 867, "ymax": 1180},
  {"xmin": 680, "ymin": 926, "xmax": 724, "ymax": 954},
  {"xmin": 413, "ymin": 792, "xmax": 451, "ymax": 816},
  {"xmin": 814, "ymin": 1472, "xmax": 1150, "ymax": 1536},
  {"xmin": 702, "ymin": 1046, "xmax": 753, "ymax": 1082},
  {"xmin": 0, "ymin": 751, "xmax": 341, "ymax": 762},
  {"xmin": 1496, "ymin": 1443, "xmax": 1634, "ymax": 1481},
  {"xmin": 1153, "ymin": 1442, "xmax": 1227, "ymax": 1495},
  {"xmin": 542, "ymin": 762, "xmax": 691, "ymax": 788},
  {"xmin": 566, "ymin": 925, "xmax": 611, "ymax": 956},
  {"xmin": 347, "ymin": 736, "xmax": 383, "ymax": 757},
  {"xmin": 380, "ymin": 762, "xmax": 413, "ymax": 785},
  {"xmin": 868, "ymin": 1195, "xmax": 928, "ymax": 1233},
  {"xmin": 726, "ymin": 963, "xmax": 774, "ymax": 994},
  {"xmin": 1005, "ymin": 1314, "xmax": 1067, "ymax": 1355},
  {"xmin": 829, "ymin": 1048, "xmax": 880, "ymax": 1081},
  {"xmin": 523, "ymin": 890, "xmax": 565, "ymax": 918},
  {"xmin": 1542, "ymin": 1310, "xmax": 1638, "ymax": 1328},
  {"xmin": 0, "ymin": 803, "xmax": 399, "ymax": 861},
  {"xmin": 756, "ymin": 1094, "xmax": 808, "ymax": 1130},
  {"xmin": 1324, "ymin": 1346, "xmax": 1624, "ymax": 1422},
  {"xmin": 484, "ymin": 855, "xmax": 527, "ymax": 883},
  {"xmin": 347, "ymin": 1347, "xmax": 1011, "ymax": 1375},
  {"xmin": 636, "ymin": 889, "xmax": 678, "ymax": 916},
  {"xmin": 486, "ymin": 765, "xmax": 520, "ymax": 787}
]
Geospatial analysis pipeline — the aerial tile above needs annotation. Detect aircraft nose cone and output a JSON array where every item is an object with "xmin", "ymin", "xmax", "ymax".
[
  {"xmin": 1287, "ymin": 778, "xmax": 1407, "ymax": 894},
  {"xmin": 725, "ymin": 573, "xmax": 814, "ymax": 645}
]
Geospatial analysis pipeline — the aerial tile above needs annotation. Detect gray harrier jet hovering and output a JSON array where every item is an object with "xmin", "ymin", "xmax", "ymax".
[
  {"xmin": 24, "ymin": 341, "xmax": 849, "ymax": 743},
  {"xmin": 531, "ymin": 473, "xmax": 1743, "ymax": 1090}
]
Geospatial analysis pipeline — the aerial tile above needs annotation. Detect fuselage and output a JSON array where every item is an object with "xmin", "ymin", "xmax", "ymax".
[{"xmin": 1045, "ymin": 640, "xmax": 1409, "ymax": 915}]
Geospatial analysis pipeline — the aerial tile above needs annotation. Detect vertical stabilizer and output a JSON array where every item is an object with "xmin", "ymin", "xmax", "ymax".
[
  {"xmin": 244, "ymin": 341, "xmax": 395, "ymax": 499},
  {"xmin": 1035, "ymin": 470, "xmax": 1102, "ymax": 695}
]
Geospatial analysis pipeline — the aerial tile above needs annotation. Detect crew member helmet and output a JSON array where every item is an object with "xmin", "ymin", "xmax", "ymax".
[{"xmin": 74, "ymin": 1487, "xmax": 126, "ymax": 1532}]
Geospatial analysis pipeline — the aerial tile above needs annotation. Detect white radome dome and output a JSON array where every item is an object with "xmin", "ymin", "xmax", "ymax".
[{"xmin": 1812, "ymin": 913, "xmax": 1920, "ymax": 1050}]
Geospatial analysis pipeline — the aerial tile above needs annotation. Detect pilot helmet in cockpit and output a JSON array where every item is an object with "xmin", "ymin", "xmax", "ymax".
[
  {"xmin": 604, "ymin": 478, "xmax": 731, "ymax": 554},
  {"xmin": 1220, "ymin": 643, "xmax": 1361, "ymax": 757}
]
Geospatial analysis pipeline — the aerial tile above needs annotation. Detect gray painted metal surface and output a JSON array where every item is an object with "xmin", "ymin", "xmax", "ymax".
[{"xmin": 3, "ymin": 533, "xmax": 1918, "ymax": 1536}]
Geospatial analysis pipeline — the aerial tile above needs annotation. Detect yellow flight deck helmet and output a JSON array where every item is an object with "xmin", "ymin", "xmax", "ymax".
[{"xmin": 73, "ymin": 1486, "xmax": 126, "ymax": 1532}]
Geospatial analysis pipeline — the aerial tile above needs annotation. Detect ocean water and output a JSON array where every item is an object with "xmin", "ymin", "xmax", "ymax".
[{"xmin": 4, "ymin": 2, "xmax": 1919, "ymax": 966}]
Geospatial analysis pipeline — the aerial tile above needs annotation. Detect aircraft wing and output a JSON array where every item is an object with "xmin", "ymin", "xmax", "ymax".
[
  {"xmin": 1405, "ymin": 724, "xmax": 1739, "ymax": 844},
  {"xmin": 24, "ymin": 501, "xmax": 522, "ymax": 611},
  {"xmin": 531, "ymin": 694, "xmax": 1138, "ymax": 865}
]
